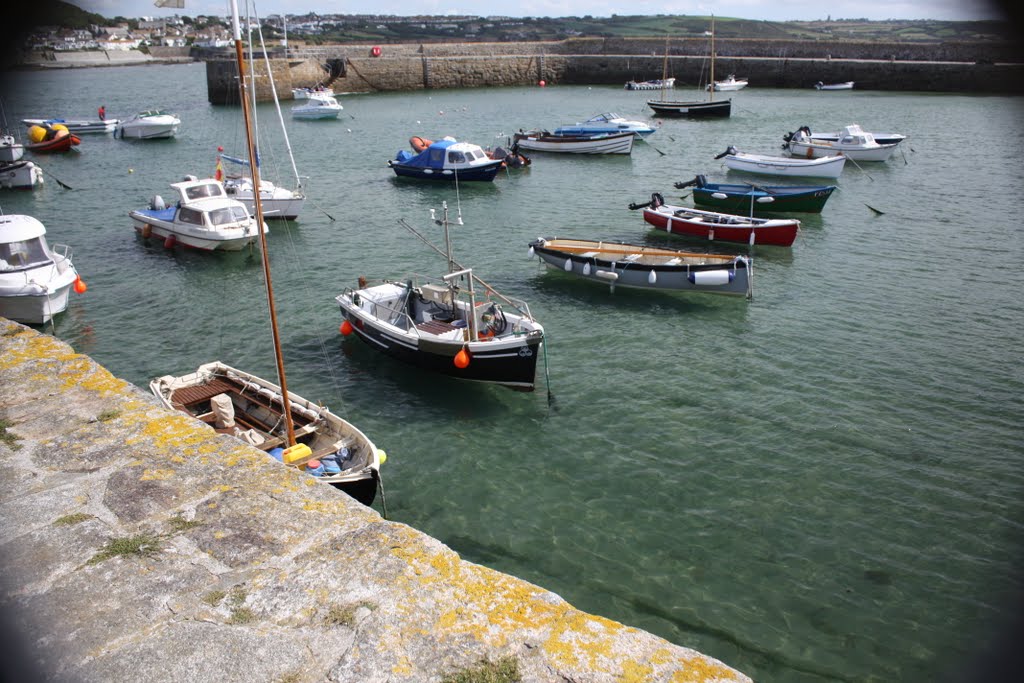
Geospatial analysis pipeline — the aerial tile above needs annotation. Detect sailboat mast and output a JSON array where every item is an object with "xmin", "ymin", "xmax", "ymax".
[
  {"xmin": 659, "ymin": 35, "xmax": 669, "ymax": 100},
  {"xmin": 230, "ymin": 0, "xmax": 297, "ymax": 447},
  {"xmin": 253, "ymin": 7, "xmax": 302, "ymax": 191},
  {"xmin": 709, "ymin": 16, "xmax": 716, "ymax": 102}
]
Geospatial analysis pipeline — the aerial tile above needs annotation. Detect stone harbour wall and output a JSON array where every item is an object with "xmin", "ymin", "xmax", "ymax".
[
  {"xmin": 0, "ymin": 318, "xmax": 751, "ymax": 683},
  {"xmin": 203, "ymin": 37, "xmax": 1021, "ymax": 102}
]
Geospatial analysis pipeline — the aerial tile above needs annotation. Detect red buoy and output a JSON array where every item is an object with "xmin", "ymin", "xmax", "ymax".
[
  {"xmin": 453, "ymin": 348, "xmax": 470, "ymax": 369},
  {"xmin": 371, "ymin": 45, "xmax": 382, "ymax": 57},
  {"xmin": 340, "ymin": 320, "xmax": 354, "ymax": 336},
  {"xmin": 73, "ymin": 276, "xmax": 87, "ymax": 294}
]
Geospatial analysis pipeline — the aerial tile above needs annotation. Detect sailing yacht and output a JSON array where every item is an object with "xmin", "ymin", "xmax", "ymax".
[
  {"xmin": 646, "ymin": 18, "xmax": 732, "ymax": 118},
  {"xmin": 219, "ymin": 18, "xmax": 306, "ymax": 220},
  {"xmin": 150, "ymin": 0, "xmax": 384, "ymax": 506}
]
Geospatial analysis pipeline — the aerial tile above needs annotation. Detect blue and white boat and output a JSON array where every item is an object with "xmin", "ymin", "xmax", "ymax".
[
  {"xmin": 388, "ymin": 137, "xmax": 503, "ymax": 182},
  {"xmin": 553, "ymin": 112, "xmax": 657, "ymax": 138},
  {"xmin": 128, "ymin": 176, "xmax": 266, "ymax": 251}
]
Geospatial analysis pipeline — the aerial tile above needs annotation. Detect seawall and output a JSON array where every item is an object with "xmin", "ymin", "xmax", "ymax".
[
  {"xmin": 0, "ymin": 318, "xmax": 751, "ymax": 683},
  {"xmin": 201, "ymin": 37, "xmax": 1022, "ymax": 103}
]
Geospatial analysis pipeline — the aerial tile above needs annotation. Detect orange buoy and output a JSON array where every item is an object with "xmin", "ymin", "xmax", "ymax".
[
  {"xmin": 340, "ymin": 320, "xmax": 354, "ymax": 336},
  {"xmin": 453, "ymin": 348, "xmax": 470, "ymax": 369},
  {"xmin": 73, "ymin": 276, "xmax": 87, "ymax": 294},
  {"xmin": 164, "ymin": 235, "xmax": 176, "ymax": 249}
]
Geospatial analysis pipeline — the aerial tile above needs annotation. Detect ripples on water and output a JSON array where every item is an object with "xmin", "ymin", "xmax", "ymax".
[{"xmin": 2, "ymin": 64, "xmax": 1022, "ymax": 682}]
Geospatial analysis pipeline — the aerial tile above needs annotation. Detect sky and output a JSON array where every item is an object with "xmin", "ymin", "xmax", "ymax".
[{"xmin": 70, "ymin": 1, "xmax": 1008, "ymax": 23}]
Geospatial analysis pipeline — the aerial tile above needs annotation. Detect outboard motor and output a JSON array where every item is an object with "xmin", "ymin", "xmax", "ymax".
[
  {"xmin": 713, "ymin": 146, "xmax": 738, "ymax": 160},
  {"xmin": 150, "ymin": 195, "xmax": 166, "ymax": 210}
]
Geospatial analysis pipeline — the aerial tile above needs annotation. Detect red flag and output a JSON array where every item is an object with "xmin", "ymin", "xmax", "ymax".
[{"xmin": 215, "ymin": 156, "xmax": 223, "ymax": 181}]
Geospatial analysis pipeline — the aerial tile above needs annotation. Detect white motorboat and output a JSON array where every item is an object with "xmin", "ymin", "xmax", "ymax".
[
  {"xmin": 128, "ymin": 175, "xmax": 266, "ymax": 251},
  {"xmin": 715, "ymin": 146, "xmax": 846, "ymax": 179},
  {"xmin": 291, "ymin": 93, "xmax": 343, "ymax": 120},
  {"xmin": 115, "ymin": 110, "xmax": 180, "ymax": 139},
  {"xmin": 553, "ymin": 112, "xmax": 657, "ymax": 138},
  {"xmin": 783, "ymin": 124, "xmax": 900, "ymax": 162},
  {"xmin": 1, "ymin": 132, "xmax": 24, "ymax": 162},
  {"xmin": 292, "ymin": 85, "xmax": 335, "ymax": 99},
  {"xmin": 814, "ymin": 81, "xmax": 854, "ymax": 90},
  {"xmin": 0, "ymin": 160, "xmax": 44, "ymax": 189},
  {"xmin": 22, "ymin": 118, "xmax": 119, "ymax": 134},
  {"xmin": 707, "ymin": 74, "xmax": 748, "ymax": 91},
  {"xmin": 624, "ymin": 78, "xmax": 675, "ymax": 91},
  {"xmin": 0, "ymin": 213, "xmax": 82, "ymax": 324}
]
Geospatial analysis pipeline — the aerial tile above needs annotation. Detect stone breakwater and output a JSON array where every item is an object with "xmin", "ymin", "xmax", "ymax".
[
  {"xmin": 201, "ymin": 37, "xmax": 1021, "ymax": 103},
  {"xmin": 0, "ymin": 318, "xmax": 751, "ymax": 683}
]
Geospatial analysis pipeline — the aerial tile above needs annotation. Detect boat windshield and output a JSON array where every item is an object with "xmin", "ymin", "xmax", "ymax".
[
  {"xmin": 208, "ymin": 206, "xmax": 250, "ymax": 225},
  {"xmin": 0, "ymin": 236, "xmax": 51, "ymax": 270},
  {"xmin": 184, "ymin": 183, "xmax": 224, "ymax": 200}
]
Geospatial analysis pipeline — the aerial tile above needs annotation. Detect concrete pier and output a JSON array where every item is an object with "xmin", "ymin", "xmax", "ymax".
[{"xmin": 0, "ymin": 318, "xmax": 751, "ymax": 683}]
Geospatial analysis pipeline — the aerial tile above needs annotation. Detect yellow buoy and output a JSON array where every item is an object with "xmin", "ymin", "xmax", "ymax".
[{"xmin": 28, "ymin": 125, "xmax": 46, "ymax": 143}]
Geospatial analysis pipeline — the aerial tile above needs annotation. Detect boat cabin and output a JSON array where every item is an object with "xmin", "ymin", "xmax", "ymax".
[{"xmin": 0, "ymin": 215, "xmax": 57, "ymax": 271}]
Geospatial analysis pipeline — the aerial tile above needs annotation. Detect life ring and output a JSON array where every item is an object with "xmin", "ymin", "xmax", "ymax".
[
  {"xmin": 651, "ymin": 192, "xmax": 664, "ymax": 208},
  {"xmin": 371, "ymin": 45, "xmax": 382, "ymax": 57}
]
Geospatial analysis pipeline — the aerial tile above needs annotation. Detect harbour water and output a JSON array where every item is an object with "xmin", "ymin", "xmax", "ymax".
[{"xmin": 2, "ymin": 63, "xmax": 1022, "ymax": 682}]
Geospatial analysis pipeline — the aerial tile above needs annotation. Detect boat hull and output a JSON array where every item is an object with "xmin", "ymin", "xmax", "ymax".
[
  {"xmin": 814, "ymin": 82, "xmax": 854, "ymax": 90},
  {"xmin": 785, "ymin": 139, "xmax": 898, "ymax": 162},
  {"xmin": 625, "ymin": 78, "xmax": 675, "ymax": 90},
  {"xmin": 691, "ymin": 181, "xmax": 835, "ymax": 214},
  {"xmin": 642, "ymin": 205, "xmax": 799, "ymax": 247},
  {"xmin": 0, "ymin": 161, "xmax": 43, "ymax": 189},
  {"xmin": 647, "ymin": 99, "xmax": 731, "ymax": 118},
  {"xmin": 512, "ymin": 131, "xmax": 634, "ymax": 154},
  {"xmin": 530, "ymin": 238, "xmax": 751, "ymax": 297},
  {"xmin": 117, "ymin": 124, "xmax": 178, "ymax": 139},
  {"xmin": 23, "ymin": 118, "xmax": 118, "ymax": 134},
  {"xmin": 26, "ymin": 134, "xmax": 80, "ymax": 153},
  {"xmin": 0, "ymin": 284, "xmax": 73, "ymax": 324},
  {"xmin": 389, "ymin": 160, "xmax": 502, "ymax": 182},
  {"xmin": 129, "ymin": 210, "xmax": 263, "ymax": 251},
  {"xmin": 723, "ymin": 153, "xmax": 845, "ymax": 179}
]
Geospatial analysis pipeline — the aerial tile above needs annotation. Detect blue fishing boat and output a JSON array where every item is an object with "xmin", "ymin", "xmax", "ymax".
[
  {"xmin": 388, "ymin": 137, "xmax": 503, "ymax": 182},
  {"xmin": 553, "ymin": 112, "xmax": 657, "ymax": 138},
  {"xmin": 676, "ymin": 174, "xmax": 836, "ymax": 214}
]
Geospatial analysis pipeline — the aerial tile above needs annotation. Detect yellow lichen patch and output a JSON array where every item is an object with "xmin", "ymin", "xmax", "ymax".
[
  {"xmin": 140, "ymin": 468, "xmax": 176, "ymax": 481},
  {"xmin": 392, "ymin": 655, "xmax": 412, "ymax": 676},
  {"xmin": 213, "ymin": 530, "xmax": 227, "ymax": 539},
  {"xmin": 0, "ymin": 334, "xmax": 78, "ymax": 370},
  {"xmin": 669, "ymin": 655, "xmax": 738, "ymax": 683},
  {"xmin": 620, "ymin": 660, "xmax": 655, "ymax": 682},
  {"xmin": 436, "ymin": 607, "xmax": 461, "ymax": 630},
  {"xmin": 649, "ymin": 647, "xmax": 675, "ymax": 666},
  {"xmin": 301, "ymin": 499, "xmax": 351, "ymax": 515}
]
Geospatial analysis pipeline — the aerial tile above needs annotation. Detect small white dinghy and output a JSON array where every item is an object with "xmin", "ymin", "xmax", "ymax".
[{"xmin": 715, "ymin": 146, "xmax": 846, "ymax": 179}]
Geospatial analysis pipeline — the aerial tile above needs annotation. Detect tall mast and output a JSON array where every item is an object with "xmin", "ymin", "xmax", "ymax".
[
  {"xmin": 230, "ymin": 0, "xmax": 296, "ymax": 446},
  {"xmin": 659, "ymin": 35, "xmax": 669, "ymax": 100},
  {"xmin": 709, "ymin": 16, "xmax": 716, "ymax": 102}
]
